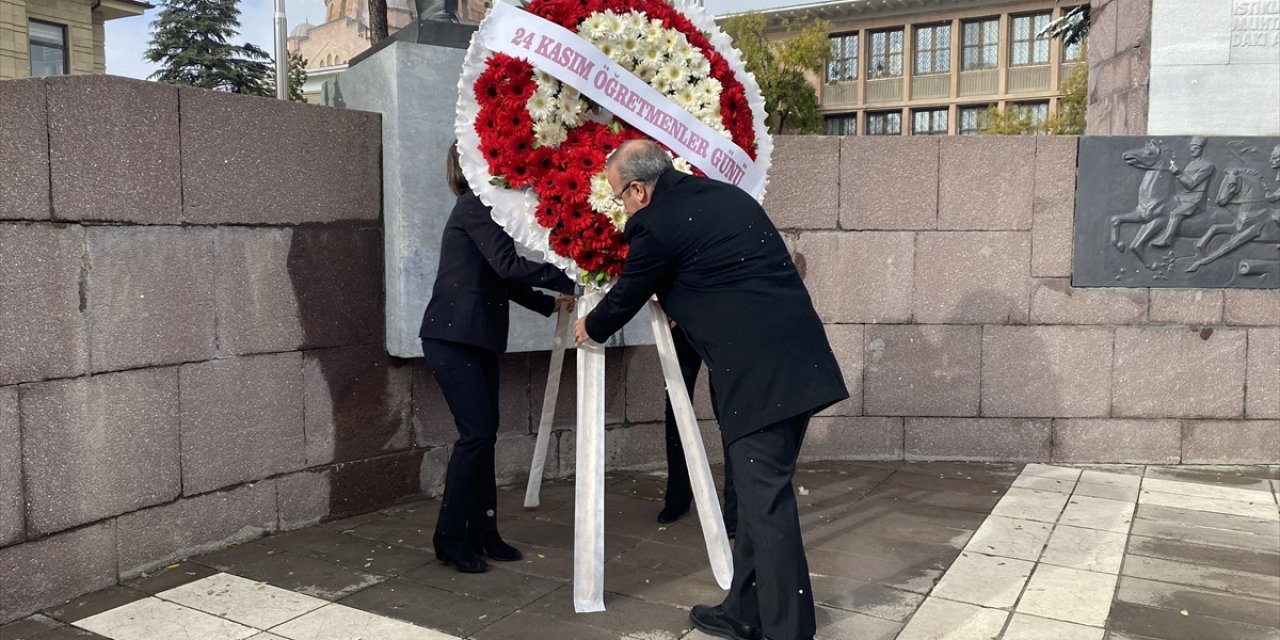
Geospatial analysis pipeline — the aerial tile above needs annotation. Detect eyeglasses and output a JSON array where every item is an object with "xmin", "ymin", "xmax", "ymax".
[{"xmin": 611, "ymin": 180, "xmax": 641, "ymax": 204}]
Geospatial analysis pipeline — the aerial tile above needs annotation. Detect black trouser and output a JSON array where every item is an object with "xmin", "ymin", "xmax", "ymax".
[
  {"xmin": 664, "ymin": 330, "xmax": 737, "ymax": 527},
  {"xmin": 721, "ymin": 412, "xmax": 815, "ymax": 640},
  {"xmin": 422, "ymin": 338, "xmax": 502, "ymax": 540}
]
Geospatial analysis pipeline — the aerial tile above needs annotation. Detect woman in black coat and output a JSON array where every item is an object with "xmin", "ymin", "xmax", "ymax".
[{"xmin": 420, "ymin": 142, "xmax": 576, "ymax": 573}]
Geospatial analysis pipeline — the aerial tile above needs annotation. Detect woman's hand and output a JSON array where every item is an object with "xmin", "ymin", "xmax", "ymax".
[{"xmin": 555, "ymin": 293, "xmax": 576, "ymax": 313}]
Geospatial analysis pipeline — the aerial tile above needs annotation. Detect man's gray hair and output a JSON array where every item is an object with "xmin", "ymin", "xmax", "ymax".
[{"xmin": 608, "ymin": 139, "xmax": 672, "ymax": 187}]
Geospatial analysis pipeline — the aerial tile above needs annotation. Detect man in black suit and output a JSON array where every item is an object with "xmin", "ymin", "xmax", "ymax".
[{"xmin": 574, "ymin": 140, "xmax": 847, "ymax": 640}]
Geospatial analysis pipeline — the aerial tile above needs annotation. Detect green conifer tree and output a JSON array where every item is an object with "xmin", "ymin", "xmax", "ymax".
[{"xmin": 144, "ymin": 0, "xmax": 272, "ymax": 96}]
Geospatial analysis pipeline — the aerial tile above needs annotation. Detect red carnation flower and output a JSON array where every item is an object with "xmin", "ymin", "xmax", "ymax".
[{"xmin": 553, "ymin": 171, "xmax": 590, "ymax": 204}]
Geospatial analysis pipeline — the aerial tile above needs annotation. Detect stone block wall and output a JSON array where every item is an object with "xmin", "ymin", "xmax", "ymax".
[
  {"xmin": 0, "ymin": 75, "xmax": 420, "ymax": 622},
  {"xmin": 1, "ymin": 75, "xmax": 1276, "ymax": 621},
  {"xmin": 1087, "ymin": 0, "xmax": 1153, "ymax": 134},
  {"xmin": 756, "ymin": 135, "xmax": 1278, "ymax": 468}
]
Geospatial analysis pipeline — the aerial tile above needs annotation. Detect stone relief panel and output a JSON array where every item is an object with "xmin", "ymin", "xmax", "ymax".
[{"xmin": 1074, "ymin": 136, "xmax": 1280, "ymax": 288}]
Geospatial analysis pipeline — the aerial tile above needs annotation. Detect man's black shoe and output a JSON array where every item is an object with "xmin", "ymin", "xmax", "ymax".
[
  {"xmin": 657, "ymin": 502, "xmax": 690, "ymax": 524},
  {"xmin": 689, "ymin": 604, "xmax": 762, "ymax": 640}
]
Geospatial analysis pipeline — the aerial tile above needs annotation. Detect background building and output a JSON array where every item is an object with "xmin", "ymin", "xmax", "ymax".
[
  {"xmin": 0, "ymin": 0, "xmax": 149, "ymax": 80},
  {"xmin": 726, "ymin": 0, "xmax": 1085, "ymax": 136},
  {"xmin": 287, "ymin": 0, "xmax": 489, "ymax": 103}
]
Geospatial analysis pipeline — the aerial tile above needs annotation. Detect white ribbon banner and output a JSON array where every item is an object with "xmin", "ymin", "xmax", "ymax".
[
  {"xmin": 573, "ymin": 289, "xmax": 607, "ymax": 613},
  {"xmin": 648, "ymin": 300, "xmax": 733, "ymax": 590},
  {"xmin": 524, "ymin": 306, "xmax": 570, "ymax": 509},
  {"xmin": 476, "ymin": 1, "xmax": 766, "ymax": 199}
]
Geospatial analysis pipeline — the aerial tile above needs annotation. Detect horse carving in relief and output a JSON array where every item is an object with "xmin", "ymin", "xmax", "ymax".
[
  {"xmin": 1109, "ymin": 140, "xmax": 1176, "ymax": 264},
  {"xmin": 1185, "ymin": 168, "xmax": 1280, "ymax": 272}
]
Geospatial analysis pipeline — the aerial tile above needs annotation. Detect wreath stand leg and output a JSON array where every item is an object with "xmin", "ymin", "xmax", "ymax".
[
  {"xmin": 524, "ymin": 307, "xmax": 570, "ymax": 509},
  {"xmin": 648, "ymin": 299, "xmax": 733, "ymax": 590},
  {"xmin": 573, "ymin": 288, "xmax": 607, "ymax": 613}
]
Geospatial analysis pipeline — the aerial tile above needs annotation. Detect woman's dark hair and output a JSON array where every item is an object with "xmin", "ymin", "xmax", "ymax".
[{"xmin": 447, "ymin": 140, "xmax": 469, "ymax": 196}]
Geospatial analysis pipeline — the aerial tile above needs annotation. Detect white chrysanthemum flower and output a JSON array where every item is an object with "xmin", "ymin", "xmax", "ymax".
[
  {"xmin": 526, "ymin": 89, "xmax": 556, "ymax": 121},
  {"xmin": 555, "ymin": 89, "xmax": 585, "ymax": 125},
  {"xmin": 636, "ymin": 65, "xmax": 658, "ymax": 82},
  {"xmin": 674, "ymin": 39, "xmax": 695, "ymax": 62},
  {"xmin": 608, "ymin": 207, "xmax": 628, "ymax": 230},
  {"xmin": 691, "ymin": 56, "xmax": 712, "ymax": 78},
  {"xmin": 672, "ymin": 157, "xmax": 694, "ymax": 174},
  {"xmin": 581, "ymin": 13, "xmax": 608, "ymax": 39},
  {"xmin": 699, "ymin": 77, "xmax": 722, "ymax": 99},
  {"xmin": 645, "ymin": 19, "xmax": 664, "ymax": 41},
  {"xmin": 534, "ymin": 120, "xmax": 567, "ymax": 148},
  {"xmin": 659, "ymin": 61, "xmax": 688, "ymax": 90},
  {"xmin": 620, "ymin": 35, "xmax": 642, "ymax": 59},
  {"xmin": 675, "ymin": 86, "xmax": 698, "ymax": 110},
  {"xmin": 534, "ymin": 70, "xmax": 557, "ymax": 88},
  {"xmin": 597, "ymin": 40, "xmax": 618, "ymax": 60},
  {"xmin": 588, "ymin": 173, "xmax": 616, "ymax": 211},
  {"xmin": 651, "ymin": 73, "xmax": 673, "ymax": 94},
  {"xmin": 623, "ymin": 11, "xmax": 646, "ymax": 32},
  {"xmin": 638, "ymin": 43, "xmax": 664, "ymax": 70},
  {"xmin": 660, "ymin": 30, "xmax": 680, "ymax": 50},
  {"xmin": 601, "ymin": 12, "xmax": 624, "ymax": 39}
]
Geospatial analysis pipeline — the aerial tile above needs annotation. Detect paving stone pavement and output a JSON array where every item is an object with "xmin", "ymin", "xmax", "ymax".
[{"xmin": 2, "ymin": 461, "xmax": 1276, "ymax": 640}]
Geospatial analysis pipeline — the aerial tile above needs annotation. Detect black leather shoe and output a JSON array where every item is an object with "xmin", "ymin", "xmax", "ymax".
[
  {"xmin": 689, "ymin": 604, "xmax": 762, "ymax": 640},
  {"xmin": 469, "ymin": 530, "xmax": 523, "ymax": 561},
  {"xmin": 433, "ymin": 534, "xmax": 488, "ymax": 573},
  {"xmin": 657, "ymin": 502, "xmax": 690, "ymax": 524}
]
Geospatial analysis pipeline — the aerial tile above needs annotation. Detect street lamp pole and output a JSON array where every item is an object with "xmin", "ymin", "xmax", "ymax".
[{"xmin": 274, "ymin": 0, "xmax": 288, "ymax": 99}]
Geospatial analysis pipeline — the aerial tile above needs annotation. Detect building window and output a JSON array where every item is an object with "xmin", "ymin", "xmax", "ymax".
[
  {"xmin": 826, "ymin": 33, "xmax": 858, "ymax": 83},
  {"xmin": 1012, "ymin": 100, "xmax": 1050, "ymax": 128},
  {"xmin": 868, "ymin": 28, "xmax": 903, "ymax": 79},
  {"xmin": 1062, "ymin": 8, "xmax": 1085, "ymax": 63},
  {"xmin": 866, "ymin": 110, "xmax": 901, "ymax": 135},
  {"xmin": 28, "ymin": 20, "xmax": 68, "ymax": 77},
  {"xmin": 914, "ymin": 24, "xmax": 951, "ymax": 75},
  {"xmin": 912, "ymin": 108, "xmax": 948, "ymax": 135},
  {"xmin": 958, "ymin": 105, "xmax": 991, "ymax": 135},
  {"xmin": 1010, "ymin": 12, "xmax": 1051, "ymax": 65},
  {"xmin": 825, "ymin": 114, "xmax": 857, "ymax": 136},
  {"xmin": 1063, "ymin": 38, "xmax": 1084, "ymax": 63},
  {"xmin": 961, "ymin": 17, "xmax": 999, "ymax": 70}
]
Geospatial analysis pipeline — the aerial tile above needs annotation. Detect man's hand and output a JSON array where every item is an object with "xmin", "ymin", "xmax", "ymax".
[
  {"xmin": 574, "ymin": 317, "xmax": 592, "ymax": 346},
  {"xmin": 555, "ymin": 293, "xmax": 576, "ymax": 313}
]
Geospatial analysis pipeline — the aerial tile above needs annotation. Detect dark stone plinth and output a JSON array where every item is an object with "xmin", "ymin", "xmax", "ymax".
[
  {"xmin": 0, "ymin": 522, "xmax": 116, "ymax": 624},
  {"xmin": 116, "ymin": 482, "xmax": 277, "ymax": 577},
  {"xmin": 348, "ymin": 18, "xmax": 477, "ymax": 68},
  {"xmin": 0, "ymin": 223, "xmax": 87, "ymax": 385},
  {"xmin": 0, "ymin": 387, "xmax": 20, "ymax": 546},
  {"xmin": 179, "ymin": 353, "xmax": 305, "ymax": 495},
  {"xmin": 87, "ymin": 227, "xmax": 215, "ymax": 373},
  {"xmin": 21, "ymin": 368, "xmax": 180, "ymax": 536},
  {"xmin": 303, "ymin": 345, "xmax": 412, "ymax": 466},
  {"xmin": 1073, "ymin": 136, "xmax": 1280, "ymax": 289},
  {"xmin": 180, "ymin": 87, "xmax": 380, "ymax": 225},
  {"xmin": 286, "ymin": 228, "xmax": 384, "ymax": 349},
  {"xmin": 0, "ymin": 79, "xmax": 50, "ymax": 221},
  {"xmin": 326, "ymin": 451, "xmax": 423, "ymax": 520},
  {"xmin": 47, "ymin": 76, "xmax": 181, "ymax": 224}
]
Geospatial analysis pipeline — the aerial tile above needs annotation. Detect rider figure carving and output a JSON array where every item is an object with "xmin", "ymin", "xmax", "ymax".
[
  {"xmin": 1153, "ymin": 136, "xmax": 1216, "ymax": 247},
  {"xmin": 1266, "ymin": 143, "xmax": 1280, "ymax": 205}
]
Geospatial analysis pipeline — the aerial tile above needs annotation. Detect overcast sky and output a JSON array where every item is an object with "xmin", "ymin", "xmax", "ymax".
[{"xmin": 104, "ymin": 0, "xmax": 808, "ymax": 79}]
